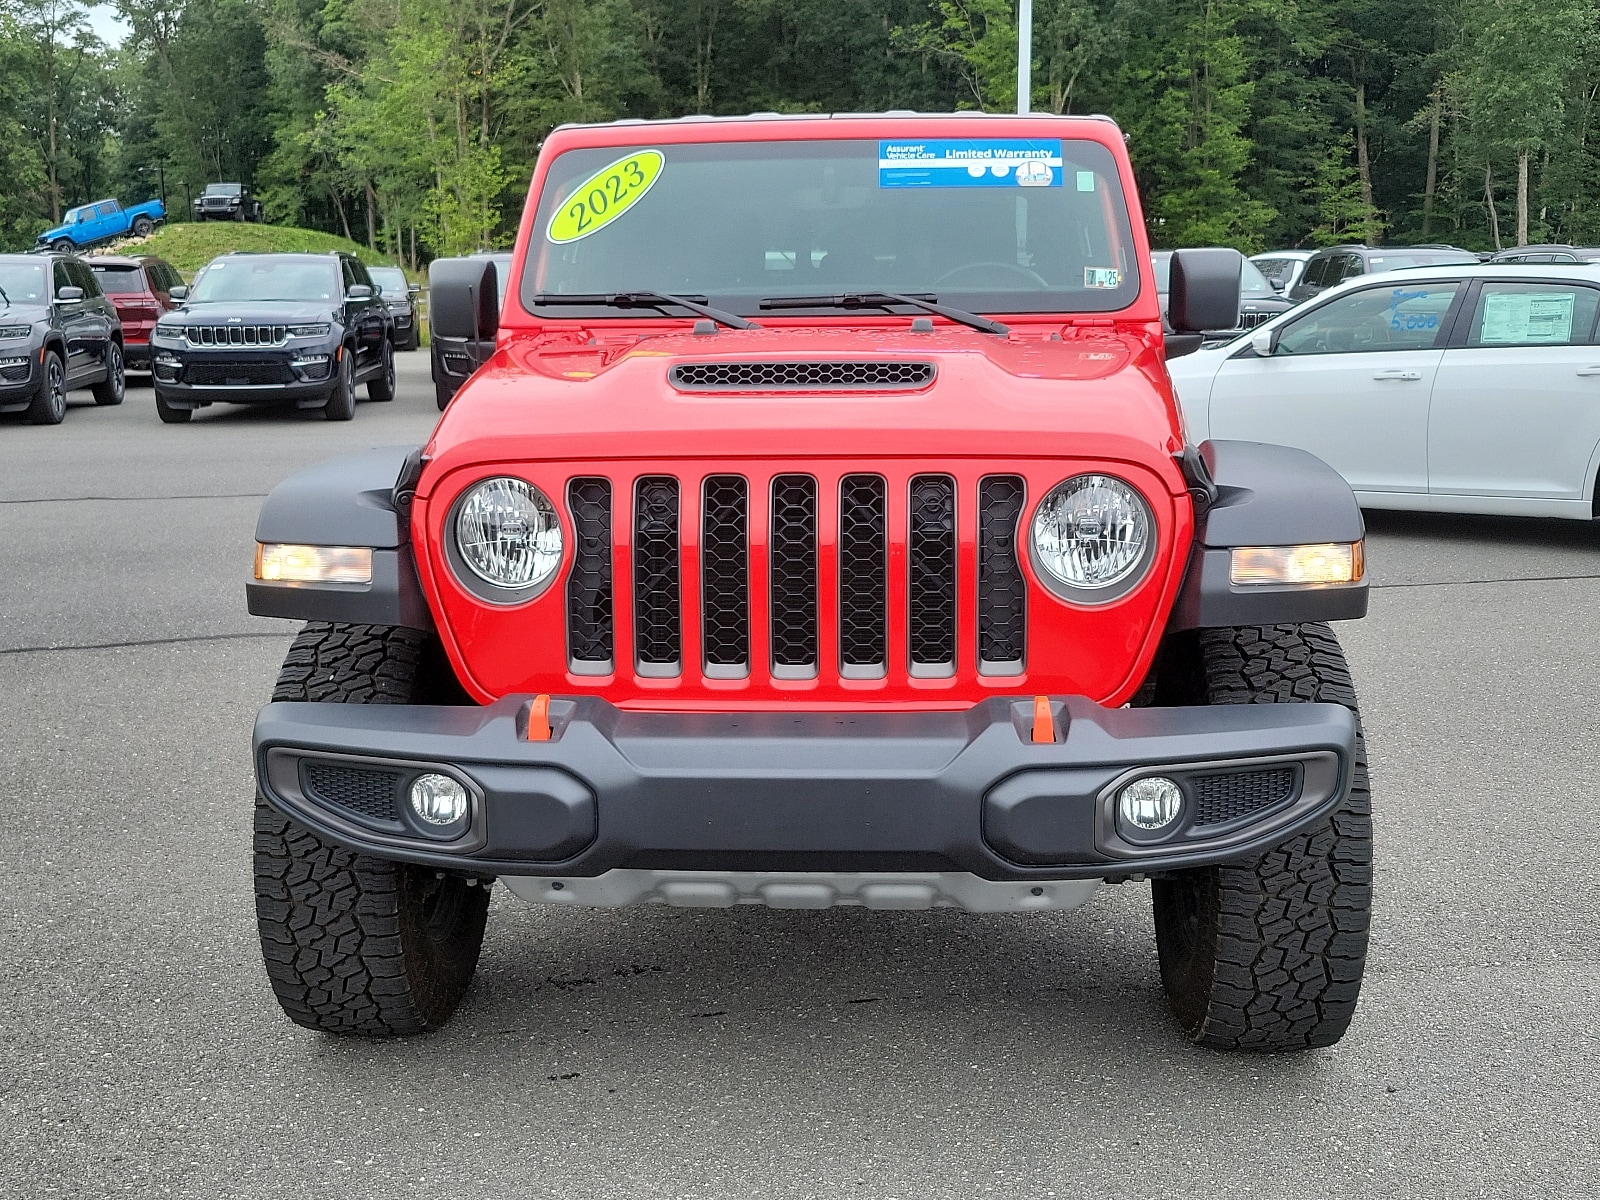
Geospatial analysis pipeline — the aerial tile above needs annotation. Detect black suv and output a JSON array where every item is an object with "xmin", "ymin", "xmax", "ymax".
[
  {"xmin": 150, "ymin": 252, "xmax": 395, "ymax": 423},
  {"xmin": 0, "ymin": 251, "xmax": 125, "ymax": 424},
  {"xmin": 368, "ymin": 266, "xmax": 420, "ymax": 350},
  {"xmin": 1287, "ymin": 244, "xmax": 1480, "ymax": 302},
  {"xmin": 193, "ymin": 183, "xmax": 264, "ymax": 223}
]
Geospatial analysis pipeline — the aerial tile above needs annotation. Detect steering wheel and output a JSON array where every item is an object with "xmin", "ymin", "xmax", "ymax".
[{"xmin": 933, "ymin": 261, "xmax": 1051, "ymax": 290}]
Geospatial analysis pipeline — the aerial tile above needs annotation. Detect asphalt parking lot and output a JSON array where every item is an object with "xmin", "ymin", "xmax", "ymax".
[{"xmin": 2, "ymin": 352, "xmax": 1597, "ymax": 1198}]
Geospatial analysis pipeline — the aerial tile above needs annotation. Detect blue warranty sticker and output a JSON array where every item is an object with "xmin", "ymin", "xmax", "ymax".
[{"xmin": 879, "ymin": 139, "xmax": 1064, "ymax": 189}]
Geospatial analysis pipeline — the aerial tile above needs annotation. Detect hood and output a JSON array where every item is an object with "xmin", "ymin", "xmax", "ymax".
[
  {"xmin": 421, "ymin": 321, "xmax": 1185, "ymax": 496},
  {"xmin": 0, "ymin": 300, "xmax": 49, "ymax": 323},
  {"xmin": 169, "ymin": 300, "xmax": 336, "ymax": 324},
  {"xmin": 37, "ymin": 225, "xmax": 69, "ymax": 243}
]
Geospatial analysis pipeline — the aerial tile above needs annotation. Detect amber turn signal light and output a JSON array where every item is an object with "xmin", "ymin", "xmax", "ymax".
[
  {"xmin": 1229, "ymin": 541, "xmax": 1363, "ymax": 587},
  {"xmin": 254, "ymin": 543, "xmax": 372, "ymax": 585}
]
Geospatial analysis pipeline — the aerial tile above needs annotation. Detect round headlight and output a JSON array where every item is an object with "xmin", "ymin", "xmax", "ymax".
[
  {"xmin": 453, "ymin": 477, "xmax": 562, "ymax": 595},
  {"xmin": 1031, "ymin": 474, "xmax": 1153, "ymax": 602}
]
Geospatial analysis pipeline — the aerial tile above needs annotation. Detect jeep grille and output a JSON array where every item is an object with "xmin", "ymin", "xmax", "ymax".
[
  {"xmin": 183, "ymin": 324, "xmax": 289, "ymax": 347},
  {"xmin": 563, "ymin": 470, "xmax": 1025, "ymax": 680},
  {"xmin": 669, "ymin": 361, "xmax": 935, "ymax": 390}
]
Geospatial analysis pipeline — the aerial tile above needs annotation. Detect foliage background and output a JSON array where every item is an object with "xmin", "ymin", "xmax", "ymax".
[{"xmin": 1, "ymin": 0, "xmax": 1597, "ymax": 258}]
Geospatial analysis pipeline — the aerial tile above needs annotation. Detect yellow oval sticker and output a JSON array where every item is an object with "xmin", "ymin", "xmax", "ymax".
[{"xmin": 545, "ymin": 151, "xmax": 664, "ymax": 244}]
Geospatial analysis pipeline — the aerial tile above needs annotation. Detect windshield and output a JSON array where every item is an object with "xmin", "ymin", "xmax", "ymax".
[
  {"xmin": 526, "ymin": 137, "xmax": 1140, "ymax": 317},
  {"xmin": 204, "ymin": 184, "xmax": 242, "ymax": 197},
  {"xmin": 0, "ymin": 262, "xmax": 46, "ymax": 303},
  {"xmin": 1253, "ymin": 257, "xmax": 1299, "ymax": 286},
  {"xmin": 369, "ymin": 267, "xmax": 408, "ymax": 297},
  {"xmin": 189, "ymin": 258, "xmax": 337, "ymax": 302},
  {"xmin": 92, "ymin": 265, "xmax": 146, "ymax": 294}
]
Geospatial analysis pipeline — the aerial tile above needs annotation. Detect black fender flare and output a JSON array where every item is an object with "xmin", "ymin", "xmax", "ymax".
[
  {"xmin": 245, "ymin": 445, "xmax": 433, "ymax": 630},
  {"xmin": 1169, "ymin": 440, "xmax": 1368, "ymax": 629}
]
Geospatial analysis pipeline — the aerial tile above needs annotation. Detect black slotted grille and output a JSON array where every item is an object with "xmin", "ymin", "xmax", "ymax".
[
  {"xmin": 670, "ymin": 361, "xmax": 934, "ymax": 391},
  {"xmin": 838, "ymin": 475, "xmax": 887, "ymax": 673},
  {"xmin": 183, "ymin": 361, "xmax": 294, "ymax": 385},
  {"xmin": 633, "ymin": 476, "xmax": 681, "ymax": 670},
  {"xmin": 908, "ymin": 475, "xmax": 957, "ymax": 672},
  {"xmin": 977, "ymin": 476, "xmax": 1026, "ymax": 669},
  {"xmin": 302, "ymin": 762, "xmax": 402, "ymax": 824},
  {"xmin": 701, "ymin": 476, "xmax": 750, "ymax": 672},
  {"xmin": 769, "ymin": 475, "xmax": 819, "ymax": 673},
  {"xmin": 566, "ymin": 478, "xmax": 613, "ymax": 667},
  {"xmin": 1192, "ymin": 767, "xmax": 1298, "ymax": 826}
]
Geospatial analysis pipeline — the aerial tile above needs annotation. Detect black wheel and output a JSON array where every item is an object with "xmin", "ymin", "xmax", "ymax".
[
  {"xmin": 1148, "ymin": 623, "xmax": 1372, "ymax": 1051},
  {"xmin": 131, "ymin": 217, "xmax": 154, "ymax": 238},
  {"xmin": 254, "ymin": 623, "xmax": 489, "ymax": 1036},
  {"xmin": 366, "ymin": 338, "xmax": 396, "ymax": 401},
  {"xmin": 91, "ymin": 342, "xmax": 125, "ymax": 405},
  {"xmin": 26, "ymin": 350, "xmax": 67, "ymax": 424},
  {"xmin": 52, "ymin": 238, "xmax": 73, "ymax": 253},
  {"xmin": 323, "ymin": 350, "xmax": 356, "ymax": 421},
  {"xmin": 153, "ymin": 387, "xmax": 192, "ymax": 423}
]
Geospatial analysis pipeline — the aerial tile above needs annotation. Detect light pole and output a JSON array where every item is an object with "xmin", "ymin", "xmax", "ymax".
[
  {"xmin": 139, "ymin": 163, "xmax": 167, "ymax": 210},
  {"xmin": 1016, "ymin": 0, "xmax": 1032, "ymax": 114}
]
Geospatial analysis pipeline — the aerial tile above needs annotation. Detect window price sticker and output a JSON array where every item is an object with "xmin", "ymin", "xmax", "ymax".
[
  {"xmin": 1480, "ymin": 290, "xmax": 1576, "ymax": 344},
  {"xmin": 879, "ymin": 139, "xmax": 1063, "ymax": 188}
]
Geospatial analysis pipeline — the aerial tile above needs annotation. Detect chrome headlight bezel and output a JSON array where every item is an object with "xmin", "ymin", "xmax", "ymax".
[
  {"xmin": 446, "ymin": 476, "xmax": 564, "ymax": 604},
  {"xmin": 0, "ymin": 324, "xmax": 32, "ymax": 340},
  {"xmin": 1028, "ymin": 474, "xmax": 1156, "ymax": 605}
]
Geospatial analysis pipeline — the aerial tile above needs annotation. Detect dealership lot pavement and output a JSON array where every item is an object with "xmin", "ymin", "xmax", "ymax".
[{"xmin": 2, "ymin": 355, "xmax": 1597, "ymax": 1198}]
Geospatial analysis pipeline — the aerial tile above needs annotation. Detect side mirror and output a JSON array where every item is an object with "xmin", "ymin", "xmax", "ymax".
[
  {"xmin": 168, "ymin": 285, "xmax": 188, "ymax": 300},
  {"xmin": 56, "ymin": 286, "xmax": 84, "ymax": 303},
  {"xmin": 1250, "ymin": 327, "xmax": 1277, "ymax": 357},
  {"xmin": 408, "ymin": 284, "xmax": 421, "ymax": 296},
  {"xmin": 1268, "ymin": 278, "xmax": 1285, "ymax": 293},
  {"xmin": 429, "ymin": 257, "xmax": 500, "ymax": 342},
  {"xmin": 1169, "ymin": 248, "xmax": 1243, "ymax": 334},
  {"xmin": 346, "ymin": 284, "xmax": 373, "ymax": 301}
]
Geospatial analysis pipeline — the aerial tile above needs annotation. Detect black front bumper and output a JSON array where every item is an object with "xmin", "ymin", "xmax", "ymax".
[
  {"xmin": 154, "ymin": 349, "xmax": 335, "ymax": 405},
  {"xmin": 254, "ymin": 696, "xmax": 1357, "ymax": 881}
]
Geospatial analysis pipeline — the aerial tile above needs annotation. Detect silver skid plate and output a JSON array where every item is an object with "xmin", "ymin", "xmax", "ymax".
[{"xmin": 502, "ymin": 870, "xmax": 1100, "ymax": 913}]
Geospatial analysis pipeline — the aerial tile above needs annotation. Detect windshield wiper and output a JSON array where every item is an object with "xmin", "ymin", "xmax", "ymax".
[
  {"xmin": 530, "ymin": 290, "xmax": 756, "ymax": 330},
  {"xmin": 0, "ymin": 284, "xmax": 9, "ymax": 307},
  {"xmin": 758, "ymin": 292, "xmax": 1009, "ymax": 336}
]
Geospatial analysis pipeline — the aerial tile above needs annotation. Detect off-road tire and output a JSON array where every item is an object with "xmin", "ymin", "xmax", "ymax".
[
  {"xmin": 51, "ymin": 238, "xmax": 73, "ymax": 253},
  {"xmin": 131, "ymin": 216, "xmax": 154, "ymax": 237},
  {"xmin": 91, "ymin": 341, "xmax": 124, "ymax": 405},
  {"xmin": 153, "ymin": 387, "xmax": 192, "ymax": 423},
  {"xmin": 1149, "ymin": 623, "xmax": 1372, "ymax": 1051},
  {"xmin": 323, "ymin": 351, "xmax": 356, "ymax": 421},
  {"xmin": 27, "ymin": 350, "xmax": 67, "ymax": 424},
  {"xmin": 254, "ymin": 622, "xmax": 489, "ymax": 1036},
  {"xmin": 366, "ymin": 339, "xmax": 396, "ymax": 401}
]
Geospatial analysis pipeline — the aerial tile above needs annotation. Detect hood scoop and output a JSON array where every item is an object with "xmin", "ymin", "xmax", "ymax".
[{"xmin": 669, "ymin": 361, "xmax": 935, "ymax": 391}]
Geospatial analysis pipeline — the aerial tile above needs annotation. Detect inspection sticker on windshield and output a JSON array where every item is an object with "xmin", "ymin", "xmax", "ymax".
[
  {"xmin": 546, "ymin": 150, "xmax": 664, "ymax": 244},
  {"xmin": 1085, "ymin": 267, "xmax": 1122, "ymax": 289},
  {"xmin": 879, "ymin": 139, "xmax": 1063, "ymax": 188}
]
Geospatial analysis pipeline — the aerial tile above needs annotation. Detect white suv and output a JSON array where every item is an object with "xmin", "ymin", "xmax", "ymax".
[{"xmin": 1170, "ymin": 263, "xmax": 1600, "ymax": 520}]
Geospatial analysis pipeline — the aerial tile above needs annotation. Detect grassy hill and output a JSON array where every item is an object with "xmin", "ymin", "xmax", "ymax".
[{"xmin": 91, "ymin": 222, "xmax": 393, "ymax": 276}]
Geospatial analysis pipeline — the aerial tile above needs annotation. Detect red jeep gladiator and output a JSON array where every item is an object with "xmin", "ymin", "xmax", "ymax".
[{"xmin": 248, "ymin": 114, "xmax": 1371, "ymax": 1051}]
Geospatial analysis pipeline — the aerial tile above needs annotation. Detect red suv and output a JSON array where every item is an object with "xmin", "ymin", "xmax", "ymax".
[
  {"xmin": 88, "ymin": 255, "xmax": 183, "ymax": 371},
  {"xmin": 245, "ymin": 114, "xmax": 1373, "ymax": 1051}
]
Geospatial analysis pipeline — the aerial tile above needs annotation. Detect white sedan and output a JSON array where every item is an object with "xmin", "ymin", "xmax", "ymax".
[{"xmin": 1169, "ymin": 263, "xmax": 1600, "ymax": 519}]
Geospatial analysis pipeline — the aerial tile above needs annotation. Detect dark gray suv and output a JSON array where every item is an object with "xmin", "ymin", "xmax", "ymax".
[
  {"xmin": 0, "ymin": 252, "xmax": 125, "ymax": 425},
  {"xmin": 150, "ymin": 251, "xmax": 394, "ymax": 423}
]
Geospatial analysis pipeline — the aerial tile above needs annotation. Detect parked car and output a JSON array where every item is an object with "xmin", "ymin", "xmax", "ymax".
[
  {"xmin": 88, "ymin": 255, "xmax": 183, "ymax": 372},
  {"xmin": 429, "ymin": 250, "xmax": 510, "ymax": 408},
  {"xmin": 368, "ymin": 266, "xmax": 420, "ymax": 350},
  {"xmin": 148, "ymin": 251, "xmax": 393, "ymax": 423},
  {"xmin": 1251, "ymin": 249, "xmax": 1314, "ymax": 295},
  {"xmin": 37, "ymin": 198, "xmax": 165, "ymax": 251},
  {"xmin": 0, "ymin": 251, "xmax": 125, "ymax": 423},
  {"xmin": 1287, "ymin": 244, "xmax": 1479, "ymax": 303},
  {"xmin": 245, "ymin": 113, "xmax": 1375, "ymax": 1053},
  {"xmin": 1170, "ymin": 261, "xmax": 1600, "ymax": 519},
  {"xmin": 1488, "ymin": 244, "xmax": 1600, "ymax": 264},
  {"xmin": 1153, "ymin": 249, "xmax": 1290, "ymax": 336},
  {"xmin": 193, "ymin": 182, "xmax": 264, "ymax": 223}
]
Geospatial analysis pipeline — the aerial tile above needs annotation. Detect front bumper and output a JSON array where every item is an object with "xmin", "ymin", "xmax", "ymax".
[
  {"xmin": 0, "ymin": 352, "xmax": 36, "ymax": 409},
  {"xmin": 254, "ymin": 695, "xmax": 1356, "ymax": 881},
  {"xmin": 152, "ymin": 346, "xmax": 336, "ymax": 405}
]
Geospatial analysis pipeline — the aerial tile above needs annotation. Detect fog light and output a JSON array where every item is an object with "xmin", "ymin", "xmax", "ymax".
[
  {"xmin": 1117, "ymin": 776, "xmax": 1184, "ymax": 832},
  {"xmin": 409, "ymin": 773, "xmax": 468, "ymax": 826}
]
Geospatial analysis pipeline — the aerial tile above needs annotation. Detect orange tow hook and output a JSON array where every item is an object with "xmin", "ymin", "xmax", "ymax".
[
  {"xmin": 1031, "ymin": 695, "xmax": 1056, "ymax": 744},
  {"xmin": 523, "ymin": 694, "xmax": 552, "ymax": 741}
]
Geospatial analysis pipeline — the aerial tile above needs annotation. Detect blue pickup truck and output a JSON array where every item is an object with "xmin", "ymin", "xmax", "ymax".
[{"xmin": 37, "ymin": 198, "xmax": 165, "ymax": 251}]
